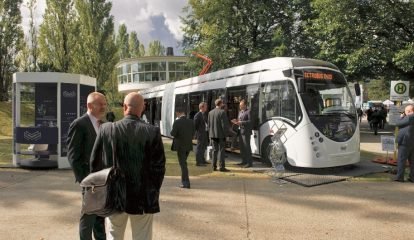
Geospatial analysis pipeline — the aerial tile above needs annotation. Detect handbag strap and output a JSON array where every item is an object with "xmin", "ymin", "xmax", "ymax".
[{"xmin": 111, "ymin": 122, "xmax": 118, "ymax": 168}]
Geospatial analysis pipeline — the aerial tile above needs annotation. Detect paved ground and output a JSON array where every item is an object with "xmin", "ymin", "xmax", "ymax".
[{"xmin": 0, "ymin": 118, "xmax": 413, "ymax": 240}]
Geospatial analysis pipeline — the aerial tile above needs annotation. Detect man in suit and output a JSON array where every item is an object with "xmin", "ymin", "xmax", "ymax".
[
  {"xmin": 394, "ymin": 104, "xmax": 414, "ymax": 182},
  {"xmin": 194, "ymin": 102, "xmax": 209, "ymax": 166},
  {"xmin": 171, "ymin": 109, "xmax": 195, "ymax": 188},
  {"xmin": 90, "ymin": 92, "xmax": 166, "ymax": 239},
  {"xmin": 67, "ymin": 91, "xmax": 107, "ymax": 240},
  {"xmin": 208, "ymin": 99, "xmax": 230, "ymax": 172},
  {"xmin": 231, "ymin": 99, "xmax": 253, "ymax": 168}
]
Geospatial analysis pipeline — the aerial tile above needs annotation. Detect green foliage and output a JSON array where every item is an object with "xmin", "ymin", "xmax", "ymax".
[
  {"xmin": 129, "ymin": 31, "xmax": 145, "ymax": 57},
  {"xmin": 365, "ymin": 79, "xmax": 389, "ymax": 101},
  {"xmin": 116, "ymin": 24, "xmax": 130, "ymax": 59},
  {"xmin": 72, "ymin": 0, "xmax": 118, "ymax": 91},
  {"xmin": 38, "ymin": 0, "xmax": 77, "ymax": 72},
  {"xmin": 0, "ymin": 0, "xmax": 24, "ymax": 101},
  {"xmin": 147, "ymin": 40, "xmax": 165, "ymax": 56}
]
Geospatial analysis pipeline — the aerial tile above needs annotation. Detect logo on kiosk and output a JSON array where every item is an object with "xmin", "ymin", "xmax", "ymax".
[
  {"xmin": 24, "ymin": 131, "xmax": 42, "ymax": 141},
  {"xmin": 63, "ymin": 90, "xmax": 76, "ymax": 98}
]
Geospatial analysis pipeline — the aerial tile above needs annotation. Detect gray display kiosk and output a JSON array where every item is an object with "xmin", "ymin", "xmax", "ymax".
[{"xmin": 12, "ymin": 72, "xmax": 96, "ymax": 169}]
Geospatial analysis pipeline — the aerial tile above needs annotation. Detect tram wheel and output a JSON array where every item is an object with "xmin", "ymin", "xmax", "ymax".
[{"xmin": 260, "ymin": 136, "xmax": 291, "ymax": 169}]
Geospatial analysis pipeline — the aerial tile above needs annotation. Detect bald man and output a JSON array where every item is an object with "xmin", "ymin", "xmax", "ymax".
[
  {"xmin": 67, "ymin": 91, "xmax": 107, "ymax": 240},
  {"xmin": 90, "ymin": 92, "xmax": 166, "ymax": 240},
  {"xmin": 394, "ymin": 104, "xmax": 414, "ymax": 182}
]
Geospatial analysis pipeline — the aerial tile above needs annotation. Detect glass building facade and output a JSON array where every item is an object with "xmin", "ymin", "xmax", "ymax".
[{"xmin": 116, "ymin": 56, "xmax": 192, "ymax": 93}]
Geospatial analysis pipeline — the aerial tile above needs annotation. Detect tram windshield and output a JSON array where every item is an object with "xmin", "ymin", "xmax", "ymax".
[{"xmin": 297, "ymin": 69, "xmax": 357, "ymax": 142}]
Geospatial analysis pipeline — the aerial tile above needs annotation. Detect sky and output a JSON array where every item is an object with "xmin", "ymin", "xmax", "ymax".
[{"xmin": 20, "ymin": 0, "xmax": 189, "ymax": 55}]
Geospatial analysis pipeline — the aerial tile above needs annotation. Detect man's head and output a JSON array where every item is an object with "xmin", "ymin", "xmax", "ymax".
[
  {"xmin": 404, "ymin": 104, "xmax": 414, "ymax": 116},
  {"xmin": 87, "ymin": 92, "xmax": 107, "ymax": 120},
  {"xmin": 123, "ymin": 92, "xmax": 145, "ymax": 117},
  {"xmin": 239, "ymin": 99, "xmax": 247, "ymax": 111},
  {"xmin": 215, "ymin": 99, "xmax": 223, "ymax": 108},
  {"xmin": 199, "ymin": 102, "xmax": 207, "ymax": 113}
]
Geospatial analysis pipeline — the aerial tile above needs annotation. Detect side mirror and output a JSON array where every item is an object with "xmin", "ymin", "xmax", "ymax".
[{"xmin": 297, "ymin": 77, "xmax": 305, "ymax": 93}]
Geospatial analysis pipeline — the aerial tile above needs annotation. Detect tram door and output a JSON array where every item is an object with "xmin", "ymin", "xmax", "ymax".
[{"xmin": 226, "ymin": 87, "xmax": 247, "ymax": 149}]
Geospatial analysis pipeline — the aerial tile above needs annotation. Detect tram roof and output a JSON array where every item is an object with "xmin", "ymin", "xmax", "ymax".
[{"xmin": 139, "ymin": 57, "xmax": 338, "ymax": 95}]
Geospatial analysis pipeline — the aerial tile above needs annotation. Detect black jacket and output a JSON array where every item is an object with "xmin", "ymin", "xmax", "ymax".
[
  {"xmin": 67, "ymin": 113, "xmax": 97, "ymax": 183},
  {"xmin": 396, "ymin": 114, "xmax": 414, "ymax": 147},
  {"xmin": 171, "ymin": 115, "xmax": 195, "ymax": 152},
  {"xmin": 90, "ymin": 115, "xmax": 166, "ymax": 214}
]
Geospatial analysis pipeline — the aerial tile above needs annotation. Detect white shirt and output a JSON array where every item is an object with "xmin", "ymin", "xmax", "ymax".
[{"xmin": 87, "ymin": 112, "xmax": 100, "ymax": 134}]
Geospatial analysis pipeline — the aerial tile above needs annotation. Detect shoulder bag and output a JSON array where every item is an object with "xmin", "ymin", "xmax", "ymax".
[{"xmin": 80, "ymin": 122, "xmax": 126, "ymax": 217}]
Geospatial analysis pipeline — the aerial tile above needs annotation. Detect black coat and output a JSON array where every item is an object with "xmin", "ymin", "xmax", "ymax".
[
  {"xmin": 171, "ymin": 116, "xmax": 195, "ymax": 152},
  {"xmin": 194, "ymin": 111, "xmax": 208, "ymax": 140},
  {"xmin": 90, "ymin": 115, "xmax": 166, "ymax": 214},
  {"xmin": 208, "ymin": 107, "xmax": 229, "ymax": 139},
  {"xmin": 238, "ymin": 109, "xmax": 252, "ymax": 136},
  {"xmin": 396, "ymin": 114, "xmax": 414, "ymax": 147},
  {"xmin": 67, "ymin": 114, "xmax": 97, "ymax": 183}
]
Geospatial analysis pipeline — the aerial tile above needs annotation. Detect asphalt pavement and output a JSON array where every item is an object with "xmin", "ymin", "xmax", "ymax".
[{"xmin": 0, "ymin": 118, "xmax": 413, "ymax": 240}]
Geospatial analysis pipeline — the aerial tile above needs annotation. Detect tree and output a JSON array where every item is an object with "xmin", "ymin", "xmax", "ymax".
[
  {"xmin": 38, "ymin": 0, "xmax": 77, "ymax": 72},
  {"xmin": 147, "ymin": 40, "xmax": 165, "ymax": 56},
  {"xmin": 72, "ymin": 0, "xmax": 117, "ymax": 90},
  {"xmin": 0, "ymin": 0, "xmax": 24, "ymax": 101},
  {"xmin": 129, "ymin": 31, "xmax": 145, "ymax": 57},
  {"xmin": 27, "ymin": 0, "xmax": 38, "ymax": 71},
  {"xmin": 309, "ymin": 0, "xmax": 414, "ymax": 82},
  {"xmin": 116, "ymin": 23, "xmax": 129, "ymax": 59},
  {"xmin": 181, "ymin": 0, "xmax": 292, "ymax": 71}
]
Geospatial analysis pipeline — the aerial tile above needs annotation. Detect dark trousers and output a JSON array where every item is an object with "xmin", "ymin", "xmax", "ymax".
[
  {"xmin": 211, "ymin": 138, "xmax": 226, "ymax": 169},
  {"xmin": 177, "ymin": 150, "xmax": 190, "ymax": 186},
  {"xmin": 396, "ymin": 145, "xmax": 414, "ymax": 181},
  {"xmin": 238, "ymin": 134, "xmax": 252, "ymax": 165},
  {"xmin": 80, "ymin": 189, "xmax": 106, "ymax": 240},
  {"xmin": 196, "ymin": 136, "xmax": 208, "ymax": 164}
]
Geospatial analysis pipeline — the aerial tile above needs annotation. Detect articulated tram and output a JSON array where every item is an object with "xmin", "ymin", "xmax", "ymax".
[{"xmin": 139, "ymin": 57, "xmax": 360, "ymax": 168}]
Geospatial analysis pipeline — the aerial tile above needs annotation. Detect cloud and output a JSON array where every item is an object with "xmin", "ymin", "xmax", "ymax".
[
  {"xmin": 20, "ymin": 0, "xmax": 188, "ymax": 54},
  {"xmin": 111, "ymin": 0, "xmax": 188, "ymax": 54}
]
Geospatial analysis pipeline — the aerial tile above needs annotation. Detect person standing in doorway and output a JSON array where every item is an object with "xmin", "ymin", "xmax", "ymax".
[
  {"xmin": 171, "ymin": 109, "xmax": 195, "ymax": 188},
  {"xmin": 67, "ymin": 92, "xmax": 107, "ymax": 240},
  {"xmin": 90, "ymin": 92, "xmax": 166, "ymax": 239},
  {"xmin": 394, "ymin": 104, "xmax": 414, "ymax": 182},
  {"xmin": 208, "ymin": 99, "xmax": 230, "ymax": 172},
  {"xmin": 232, "ymin": 99, "xmax": 253, "ymax": 168},
  {"xmin": 194, "ymin": 102, "xmax": 209, "ymax": 166}
]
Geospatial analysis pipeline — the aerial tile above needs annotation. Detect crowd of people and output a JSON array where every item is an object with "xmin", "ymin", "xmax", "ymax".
[
  {"xmin": 364, "ymin": 106, "xmax": 388, "ymax": 135},
  {"xmin": 65, "ymin": 90, "xmax": 413, "ymax": 239}
]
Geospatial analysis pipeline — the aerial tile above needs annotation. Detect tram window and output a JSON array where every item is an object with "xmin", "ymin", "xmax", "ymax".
[
  {"xmin": 262, "ymin": 81, "xmax": 302, "ymax": 123},
  {"xmin": 175, "ymin": 94, "xmax": 188, "ymax": 114}
]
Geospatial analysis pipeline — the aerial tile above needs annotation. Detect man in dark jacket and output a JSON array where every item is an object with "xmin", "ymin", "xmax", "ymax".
[
  {"xmin": 231, "ymin": 99, "xmax": 253, "ymax": 168},
  {"xmin": 171, "ymin": 109, "xmax": 195, "ymax": 188},
  {"xmin": 194, "ymin": 102, "xmax": 209, "ymax": 166},
  {"xmin": 90, "ymin": 92, "xmax": 166, "ymax": 239},
  {"xmin": 208, "ymin": 98, "xmax": 230, "ymax": 172},
  {"xmin": 67, "ymin": 91, "xmax": 107, "ymax": 240},
  {"xmin": 394, "ymin": 104, "xmax": 414, "ymax": 182}
]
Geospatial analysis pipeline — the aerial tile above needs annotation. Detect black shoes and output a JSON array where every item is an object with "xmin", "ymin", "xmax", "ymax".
[
  {"xmin": 393, "ymin": 178, "xmax": 404, "ymax": 182},
  {"xmin": 219, "ymin": 168, "xmax": 230, "ymax": 172}
]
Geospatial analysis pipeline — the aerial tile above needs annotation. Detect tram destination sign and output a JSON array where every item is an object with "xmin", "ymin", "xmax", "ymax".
[
  {"xmin": 304, "ymin": 71, "xmax": 333, "ymax": 81},
  {"xmin": 390, "ymin": 81, "xmax": 409, "ymax": 101}
]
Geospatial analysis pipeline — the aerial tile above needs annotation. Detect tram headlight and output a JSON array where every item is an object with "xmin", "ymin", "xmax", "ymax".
[
  {"xmin": 319, "ymin": 137, "xmax": 323, "ymax": 143},
  {"xmin": 313, "ymin": 146, "xmax": 319, "ymax": 151},
  {"xmin": 315, "ymin": 132, "xmax": 320, "ymax": 137}
]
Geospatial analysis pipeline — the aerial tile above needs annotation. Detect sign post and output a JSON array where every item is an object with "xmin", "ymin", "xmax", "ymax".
[
  {"xmin": 381, "ymin": 135, "xmax": 395, "ymax": 165},
  {"xmin": 389, "ymin": 81, "xmax": 409, "ymax": 162}
]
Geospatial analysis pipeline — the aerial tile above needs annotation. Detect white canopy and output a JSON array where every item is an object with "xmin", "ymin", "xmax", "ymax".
[{"xmin": 382, "ymin": 99, "xmax": 394, "ymax": 105}]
